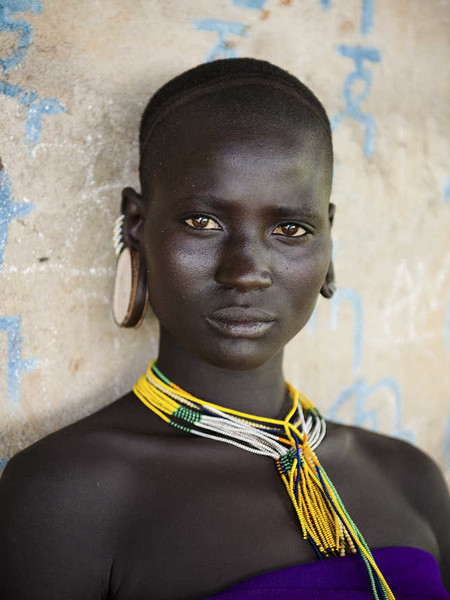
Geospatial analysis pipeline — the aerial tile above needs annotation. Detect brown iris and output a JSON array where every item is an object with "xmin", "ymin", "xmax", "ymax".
[{"xmin": 273, "ymin": 223, "xmax": 306, "ymax": 237}]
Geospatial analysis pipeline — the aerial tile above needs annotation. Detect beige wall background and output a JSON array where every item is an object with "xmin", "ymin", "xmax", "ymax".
[{"xmin": 0, "ymin": 0, "xmax": 449, "ymax": 483}]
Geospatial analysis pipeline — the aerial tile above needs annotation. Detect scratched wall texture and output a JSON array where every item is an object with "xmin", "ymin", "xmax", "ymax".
[{"xmin": 0, "ymin": 0, "xmax": 449, "ymax": 482}]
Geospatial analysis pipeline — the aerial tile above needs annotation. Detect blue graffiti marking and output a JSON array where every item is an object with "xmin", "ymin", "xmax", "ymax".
[
  {"xmin": 306, "ymin": 306, "xmax": 318, "ymax": 336},
  {"xmin": 360, "ymin": 0, "xmax": 375, "ymax": 35},
  {"xmin": 0, "ymin": 458, "xmax": 8, "ymax": 471},
  {"xmin": 331, "ymin": 45, "xmax": 381, "ymax": 157},
  {"xmin": 0, "ymin": 0, "xmax": 42, "ymax": 72},
  {"xmin": 444, "ymin": 416, "xmax": 450, "ymax": 469},
  {"xmin": 327, "ymin": 377, "xmax": 415, "ymax": 443},
  {"xmin": 0, "ymin": 80, "xmax": 65, "ymax": 147},
  {"xmin": 319, "ymin": 0, "xmax": 374, "ymax": 34},
  {"xmin": 191, "ymin": 19, "xmax": 248, "ymax": 62},
  {"xmin": 0, "ymin": 0, "xmax": 65, "ymax": 147},
  {"xmin": 230, "ymin": 0, "xmax": 268, "ymax": 9},
  {"xmin": 0, "ymin": 315, "xmax": 39, "ymax": 411},
  {"xmin": 329, "ymin": 288, "xmax": 363, "ymax": 374},
  {"xmin": 444, "ymin": 176, "xmax": 450, "ymax": 203},
  {"xmin": 306, "ymin": 242, "xmax": 338, "ymax": 336},
  {"xmin": 0, "ymin": 164, "xmax": 34, "ymax": 270}
]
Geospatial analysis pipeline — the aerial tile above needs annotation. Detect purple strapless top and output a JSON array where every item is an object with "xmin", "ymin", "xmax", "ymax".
[{"xmin": 205, "ymin": 547, "xmax": 449, "ymax": 599}]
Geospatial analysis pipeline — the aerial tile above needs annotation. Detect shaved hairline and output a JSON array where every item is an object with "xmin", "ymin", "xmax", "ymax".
[{"xmin": 140, "ymin": 74, "xmax": 331, "ymax": 156}]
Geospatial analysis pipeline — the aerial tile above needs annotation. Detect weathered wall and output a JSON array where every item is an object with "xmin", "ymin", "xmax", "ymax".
[{"xmin": 0, "ymin": 0, "xmax": 449, "ymax": 482}]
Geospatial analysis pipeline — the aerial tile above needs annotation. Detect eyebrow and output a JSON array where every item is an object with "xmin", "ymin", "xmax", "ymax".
[
  {"xmin": 175, "ymin": 194, "xmax": 323, "ymax": 219},
  {"xmin": 174, "ymin": 194, "xmax": 228, "ymax": 209},
  {"xmin": 271, "ymin": 205, "xmax": 321, "ymax": 220}
]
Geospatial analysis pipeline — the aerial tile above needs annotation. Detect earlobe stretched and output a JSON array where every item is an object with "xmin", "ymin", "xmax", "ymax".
[
  {"xmin": 328, "ymin": 202, "xmax": 336, "ymax": 228},
  {"xmin": 320, "ymin": 260, "xmax": 336, "ymax": 299},
  {"xmin": 121, "ymin": 187, "xmax": 146, "ymax": 250},
  {"xmin": 320, "ymin": 203, "xmax": 336, "ymax": 298},
  {"xmin": 112, "ymin": 192, "xmax": 149, "ymax": 328}
]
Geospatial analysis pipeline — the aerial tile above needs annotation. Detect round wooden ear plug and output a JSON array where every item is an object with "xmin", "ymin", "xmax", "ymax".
[{"xmin": 113, "ymin": 247, "xmax": 148, "ymax": 328}]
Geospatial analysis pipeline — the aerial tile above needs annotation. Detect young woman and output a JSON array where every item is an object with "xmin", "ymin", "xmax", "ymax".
[{"xmin": 0, "ymin": 58, "xmax": 449, "ymax": 600}]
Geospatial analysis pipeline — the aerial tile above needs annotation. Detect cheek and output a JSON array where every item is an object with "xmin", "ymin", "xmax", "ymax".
[
  {"xmin": 283, "ymin": 242, "xmax": 330, "ymax": 290},
  {"xmin": 145, "ymin": 236, "xmax": 217, "ymax": 309},
  {"xmin": 280, "ymin": 245, "xmax": 330, "ymax": 317}
]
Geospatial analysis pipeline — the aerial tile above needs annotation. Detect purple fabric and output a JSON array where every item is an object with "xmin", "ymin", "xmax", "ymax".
[{"xmin": 206, "ymin": 547, "xmax": 450, "ymax": 599}]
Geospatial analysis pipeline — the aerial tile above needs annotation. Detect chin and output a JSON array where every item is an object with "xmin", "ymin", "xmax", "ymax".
[{"xmin": 195, "ymin": 340, "xmax": 282, "ymax": 372}]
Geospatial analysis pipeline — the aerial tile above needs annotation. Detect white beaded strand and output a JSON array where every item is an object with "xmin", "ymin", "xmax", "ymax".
[
  {"xmin": 146, "ymin": 368, "xmax": 326, "ymax": 460},
  {"xmin": 113, "ymin": 214, "xmax": 125, "ymax": 258}
]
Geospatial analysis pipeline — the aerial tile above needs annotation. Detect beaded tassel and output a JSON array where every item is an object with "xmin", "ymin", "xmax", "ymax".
[{"xmin": 134, "ymin": 361, "xmax": 396, "ymax": 600}]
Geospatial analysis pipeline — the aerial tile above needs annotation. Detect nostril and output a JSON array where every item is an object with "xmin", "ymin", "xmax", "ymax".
[{"xmin": 215, "ymin": 253, "xmax": 273, "ymax": 292}]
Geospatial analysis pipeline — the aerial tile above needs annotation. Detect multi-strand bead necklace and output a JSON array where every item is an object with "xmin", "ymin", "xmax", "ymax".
[{"xmin": 134, "ymin": 361, "xmax": 396, "ymax": 600}]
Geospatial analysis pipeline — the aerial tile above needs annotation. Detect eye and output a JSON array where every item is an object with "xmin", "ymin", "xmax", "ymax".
[
  {"xmin": 272, "ymin": 223, "xmax": 308, "ymax": 238},
  {"xmin": 184, "ymin": 215, "xmax": 221, "ymax": 230}
]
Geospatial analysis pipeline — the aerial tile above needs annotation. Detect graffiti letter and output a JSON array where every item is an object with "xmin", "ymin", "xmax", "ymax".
[
  {"xmin": 329, "ymin": 288, "xmax": 364, "ymax": 374},
  {"xmin": 331, "ymin": 45, "xmax": 381, "ymax": 157},
  {"xmin": 0, "ymin": 1, "xmax": 65, "ymax": 147},
  {"xmin": 230, "ymin": 0, "xmax": 268, "ymax": 9},
  {"xmin": 191, "ymin": 19, "xmax": 248, "ymax": 62},
  {"xmin": 0, "ymin": 162, "xmax": 34, "ymax": 270},
  {"xmin": 0, "ymin": 315, "xmax": 39, "ymax": 410},
  {"xmin": 328, "ymin": 377, "xmax": 415, "ymax": 443}
]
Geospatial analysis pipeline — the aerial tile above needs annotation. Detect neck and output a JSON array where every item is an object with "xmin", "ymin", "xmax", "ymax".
[{"xmin": 155, "ymin": 326, "xmax": 289, "ymax": 418}]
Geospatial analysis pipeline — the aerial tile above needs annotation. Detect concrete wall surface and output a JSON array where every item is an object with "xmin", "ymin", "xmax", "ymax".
[{"xmin": 0, "ymin": 0, "xmax": 449, "ymax": 483}]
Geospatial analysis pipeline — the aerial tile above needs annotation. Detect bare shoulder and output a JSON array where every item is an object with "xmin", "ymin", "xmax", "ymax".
[
  {"xmin": 326, "ymin": 421, "xmax": 450, "ymax": 580},
  {"xmin": 345, "ymin": 423, "xmax": 448, "ymax": 501},
  {"xmin": 0, "ymin": 395, "xmax": 147, "ymax": 598},
  {"xmin": 0, "ymin": 401, "xmax": 129, "ymax": 539},
  {"xmin": 330, "ymin": 422, "xmax": 449, "ymax": 507},
  {"xmin": 0, "ymin": 392, "xmax": 177, "ymax": 598},
  {"xmin": 1, "ymin": 391, "xmax": 164, "ymax": 496}
]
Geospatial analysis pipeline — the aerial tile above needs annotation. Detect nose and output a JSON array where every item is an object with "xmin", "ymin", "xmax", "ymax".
[{"xmin": 214, "ymin": 232, "xmax": 273, "ymax": 293}]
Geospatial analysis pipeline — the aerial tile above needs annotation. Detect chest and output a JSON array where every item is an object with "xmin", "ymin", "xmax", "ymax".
[{"xmin": 107, "ymin": 441, "xmax": 438, "ymax": 600}]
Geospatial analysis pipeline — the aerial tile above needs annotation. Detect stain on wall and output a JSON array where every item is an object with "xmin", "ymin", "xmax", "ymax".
[{"xmin": 320, "ymin": 0, "xmax": 374, "ymax": 35}]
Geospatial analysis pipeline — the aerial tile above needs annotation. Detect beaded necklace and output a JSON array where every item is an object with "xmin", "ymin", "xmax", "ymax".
[{"xmin": 134, "ymin": 361, "xmax": 396, "ymax": 600}]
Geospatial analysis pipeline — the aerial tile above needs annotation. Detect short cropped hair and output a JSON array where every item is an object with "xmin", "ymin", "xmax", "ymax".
[{"xmin": 139, "ymin": 57, "xmax": 332, "ymax": 192}]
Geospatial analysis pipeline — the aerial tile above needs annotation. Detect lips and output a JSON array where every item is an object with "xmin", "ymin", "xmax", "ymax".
[
  {"xmin": 210, "ymin": 307, "xmax": 275, "ymax": 322},
  {"xmin": 206, "ymin": 306, "xmax": 276, "ymax": 338}
]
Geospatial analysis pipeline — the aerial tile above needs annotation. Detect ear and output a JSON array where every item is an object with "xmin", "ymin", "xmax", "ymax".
[
  {"xmin": 121, "ymin": 187, "xmax": 146, "ymax": 251},
  {"xmin": 320, "ymin": 203, "xmax": 336, "ymax": 299},
  {"xmin": 328, "ymin": 202, "xmax": 336, "ymax": 228},
  {"xmin": 113, "ymin": 188, "xmax": 149, "ymax": 328}
]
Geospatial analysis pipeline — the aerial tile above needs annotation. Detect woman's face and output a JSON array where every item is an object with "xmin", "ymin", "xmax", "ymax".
[{"xmin": 141, "ymin": 86, "xmax": 333, "ymax": 370}]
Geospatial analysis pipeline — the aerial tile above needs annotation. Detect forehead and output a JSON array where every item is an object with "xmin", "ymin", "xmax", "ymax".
[{"xmin": 143, "ymin": 81, "xmax": 332, "ymax": 210}]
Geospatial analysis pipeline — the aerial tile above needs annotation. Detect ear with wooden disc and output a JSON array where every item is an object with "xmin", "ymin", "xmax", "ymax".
[
  {"xmin": 112, "ymin": 215, "xmax": 148, "ymax": 328},
  {"xmin": 113, "ymin": 247, "xmax": 148, "ymax": 327}
]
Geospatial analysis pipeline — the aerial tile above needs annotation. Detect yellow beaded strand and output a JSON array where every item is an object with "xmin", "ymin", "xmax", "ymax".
[{"xmin": 133, "ymin": 362, "xmax": 396, "ymax": 600}]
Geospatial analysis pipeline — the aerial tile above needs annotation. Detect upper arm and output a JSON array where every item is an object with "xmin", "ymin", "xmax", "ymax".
[
  {"xmin": 0, "ymin": 441, "xmax": 114, "ymax": 600},
  {"xmin": 422, "ymin": 459, "xmax": 450, "ymax": 590},
  {"xmin": 403, "ymin": 445, "xmax": 450, "ymax": 590}
]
